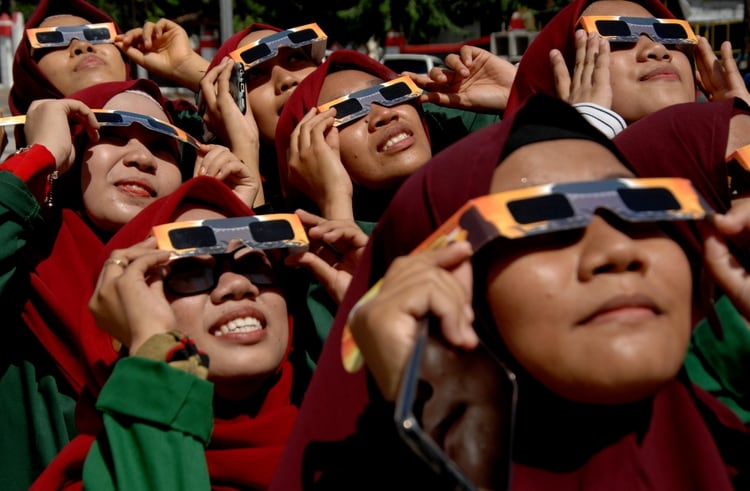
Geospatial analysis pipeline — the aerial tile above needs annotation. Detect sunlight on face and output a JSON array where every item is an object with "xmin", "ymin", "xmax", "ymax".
[{"xmin": 485, "ymin": 139, "xmax": 692, "ymax": 404}]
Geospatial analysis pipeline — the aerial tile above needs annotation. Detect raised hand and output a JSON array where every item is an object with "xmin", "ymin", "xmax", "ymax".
[
  {"xmin": 695, "ymin": 37, "xmax": 750, "ymax": 106},
  {"xmin": 552, "ymin": 30, "xmax": 613, "ymax": 108},
  {"xmin": 24, "ymin": 98, "xmax": 101, "ymax": 175},
  {"xmin": 195, "ymin": 143, "xmax": 262, "ymax": 207},
  {"xmin": 116, "ymin": 18, "xmax": 210, "ymax": 92},
  {"xmin": 348, "ymin": 242, "xmax": 477, "ymax": 400},
  {"xmin": 89, "ymin": 238, "xmax": 174, "ymax": 354},
  {"xmin": 404, "ymin": 45, "xmax": 517, "ymax": 112},
  {"xmin": 286, "ymin": 108, "xmax": 353, "ymax": 219},
  {"xmin": 285, "ymin": 208, "xmax": 369, "ymax": 303}
]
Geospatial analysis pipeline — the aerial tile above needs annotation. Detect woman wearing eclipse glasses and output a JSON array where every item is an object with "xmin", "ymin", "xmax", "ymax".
[
  {"xmin": 503, "ymin": 0, "xmax": 750, "ymax": 427},
  {"xmin": 0, "ymin": 78, "xmax": 256, "ymax": 489},
  {"xmin": 30, "ymin": 177, "xmax": 309, "ymax": 490},
  {"xmin": 270, "ymin": 94, "xmax": 750, "ymax": 491}
]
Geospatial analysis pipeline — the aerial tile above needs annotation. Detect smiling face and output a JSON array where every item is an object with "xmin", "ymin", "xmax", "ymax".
[
  {"xmin": 80, "ymin": 92, "xmax": 184, "ymax": 234},
  {"xmin": 240, "ymin": 29, "xmax": 320, "ymax": 144},
  {"xmin": 581, "ymin": 1, "xmax": 696, "ymax": 123},
  {"xmin": 318, "ymin": 69, "xmax": 432, "ymax": 191},
  {"xmin": 165, "ymin": 207, "xmax": 290, "ymax": 400},
  {"xmin": 34, "ymin": 15, "xmax": 127, "ymax": 96},
  {"xmin": 484, "ymin": 139, "xmax": 692, "ymax": 404}
]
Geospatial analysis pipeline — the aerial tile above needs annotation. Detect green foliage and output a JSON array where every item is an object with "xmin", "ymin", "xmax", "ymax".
[{"xmin": 12, "ymin": 0, "xmax": 559, "ymax": 47}]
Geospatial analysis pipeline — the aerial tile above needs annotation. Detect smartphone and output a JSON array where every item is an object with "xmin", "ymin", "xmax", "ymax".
[
  {"xmin": 195, "ymin": 62, "xmax": 247, "ymax": 116},
  {"xmin": 228, "ymin": 62, "xmax": 247, "ymax": 115},
  {"xmin": 395, "ymin": 318, "xmax": 517, "ymax": 491}
]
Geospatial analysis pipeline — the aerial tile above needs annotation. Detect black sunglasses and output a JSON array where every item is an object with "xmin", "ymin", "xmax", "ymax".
[{"xmin": 164, "ymin": 249, "xmax": 281, "ymax": 296}]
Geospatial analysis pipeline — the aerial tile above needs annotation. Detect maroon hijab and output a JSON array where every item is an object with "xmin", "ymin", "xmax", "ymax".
[
  {"xmin": 270, "ymin": 94, "xmax": 748, "ymax": 490},
  {"xmin": 22, "ymin": 78, "xmax": 190, "ymax": 399},
  {"xmin": 505, "ymin": 0, "xmax": 675, "ymax": 115},
  {"xmin": 33, "ymin": 176, "xmax": 299, "ymax": 491},
  {"xmin": 9, "ymin": 0, "xmax": 130, "ymax": 116}
]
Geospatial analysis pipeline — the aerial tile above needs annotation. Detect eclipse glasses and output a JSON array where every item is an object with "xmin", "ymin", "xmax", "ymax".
[
  {"xmin": 317, "ymin": 75, "xmax": 423, "ymax": 127},
  {"xmin": 151, "ymin": 213, "xmax": 309, "ymax": 258},
  {"xmin": 0, "ymin": 110, "xmax": 200, "ymax": 148},
  {"xmin": 577, "ymin": 16, "xmax": 697, "ymax": 46},
  {"xmin": 27, "ymin": 22, "xmax": 117, "ymax": 49},
  {"xmin": 229, "ymin": 23, "xmax": 327, "ymax": 70}
]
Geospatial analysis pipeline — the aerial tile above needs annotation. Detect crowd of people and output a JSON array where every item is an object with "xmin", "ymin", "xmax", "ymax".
[{"xmin": 2, "ymin": 0, "xmax": 750, "ymax": 489}]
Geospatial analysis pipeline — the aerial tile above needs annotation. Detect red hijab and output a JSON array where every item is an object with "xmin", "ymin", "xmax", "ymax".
[
  {"xmin": 9, "ymin": 0, "xmax": 130, "ymax": 116},
  {"xmin": 33, "ymin": 177, "xmax": 299, "ymax": 490},
  {"xmin": 269, "ymin": 94, "xmax": 749, "ymax": 490},
  {"xmin": 505, "ymin": 0, "xmax": 675, "ymax": 115},
  {"xmin": 22, "ymin": 78, "xmax": 190, "ymax": 401}
]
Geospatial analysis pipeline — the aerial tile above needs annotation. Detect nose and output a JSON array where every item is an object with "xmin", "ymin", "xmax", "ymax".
[
  {"xmin": 211, "ymin": 270, "xmax": 260, "ymax": 302},
  {"xmin": 121, "ymin": 139, "xmax": 157, "ymax": 173},
  {"xmin": 272, "ymin": 65, "xmax": 302, "ymax": 94},
  {"xmin": 69, "ymin": 38, "xmax": 96, "ymax": 56},
  {"xmin": 577, "ymin": 213, "xmax": 649, "ymax": 281},
  {"xmin": 367, "ymin": 104, "xmax": 399, "ymax": 130},
  {"xmin": 635, "ymin": 35, "xmax": 671, "ymax": 61}
]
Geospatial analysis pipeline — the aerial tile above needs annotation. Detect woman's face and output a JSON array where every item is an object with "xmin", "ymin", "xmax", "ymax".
[
  {"xmin": 80, "ymin": 92, "xmax": 183, "ymax": 234},
  {"xmin": 35, "ymin": 15, "xmax": 128, "ymax": 96},
  {"xmin": 166, "ymin": 207, "xmax": 290, "ymax": 400},
  {"xmin": 240, "ymin": 29, "xmax": 319, "ymax": 144},
  {"xmin": 485, "ymin": 139, "xmax": 692, "ymax": 404},
  {"xmin": 581, "ymin": 1, "xmax": 696, "ymax": 123},
  {"xmin": 318, "ymin": 70, "xmax": 432, "ymax": 191}
]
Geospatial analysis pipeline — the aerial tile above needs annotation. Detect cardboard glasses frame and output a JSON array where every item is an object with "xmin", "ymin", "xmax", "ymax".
[
  {"xmin": 0, "ymin": 110, "xmax": 200, "ymax": 149},
  {"xmin": 577, "ymin": 15, "xmax": 697, "ymax": 46},
  {"xmin": 317, "ymin": 75, "xmax": 423, "ymax": 127},
  {"xmin": 151, "ymin": 213, "xmax": 309, "ymax": 258},
  {"xmin": 229, "ymin": 23, "xmax": 328, "ymax": 70},
  {"xmin": 27, "ymin": 22, "xmax": 117, "ymax": 49}
]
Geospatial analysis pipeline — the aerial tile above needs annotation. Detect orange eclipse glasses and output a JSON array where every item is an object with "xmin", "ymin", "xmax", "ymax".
[
  {"xmin": 229, "ymin": 23, "xmax": 327, "ymax": 70},
  {"xmin": 27, "ymin": 22, "xmax": 117, "ymax": 49},
  {"xmin": 577, "ymin": 16, "xmax": 697, "ymax": 46},
  {"xmin": 317, "ymin": 75, "xmax": 423, "ymax": 127},
  {"xmin": 151, "ymin": 213, "xmax": 309, "ymax": 258}
]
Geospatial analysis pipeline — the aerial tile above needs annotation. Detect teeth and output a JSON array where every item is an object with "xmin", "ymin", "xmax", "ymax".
[
  {"xmin": 383, "ymin": 132, "xmax": 409, "ymax": 151},
  {"xmin": 214, "ymin": 317, "xmax": 263, "ymax": 336}
]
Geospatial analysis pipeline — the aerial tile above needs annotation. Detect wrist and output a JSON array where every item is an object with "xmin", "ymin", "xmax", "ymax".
[{"xmin": 134, "ymin": 331, "xmax": 210, "ymax": 379}]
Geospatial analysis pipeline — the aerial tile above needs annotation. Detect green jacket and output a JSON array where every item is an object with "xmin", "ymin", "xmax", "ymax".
[
  {"xmin": 83, "ymin": 357, "xmax": 213, "ymax": 490},
  {"xmin": 0, "ymin": 170, "xmax": 78, "ymax": 491}
]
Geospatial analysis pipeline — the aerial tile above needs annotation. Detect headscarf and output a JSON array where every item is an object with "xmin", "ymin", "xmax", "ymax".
[
  {"xmin": 9, "ymin": 0, "xmax": 130, "ymax": 116},
  {"xmin": 33, "ymin": 177, "xmax": 299, "ymax": 490},
  {"xmin": 269, "ymin": 94, "xmax": 749, "ymax": 490},
  {"xmin": 21, "ymin": 78, "xmax": 193, "ymax": 401},
  {"xmin": 505, "ymin": 0, "xmax": 675, "ymax": 115},
  {"xmin": 274, "ymin": 49, "xmax": 428, "ymax": 217}
]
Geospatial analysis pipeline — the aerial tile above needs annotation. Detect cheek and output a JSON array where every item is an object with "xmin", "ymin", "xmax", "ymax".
[{"xmin": 170, "ymin": 297, "xmax": 205, "ymax": 337}]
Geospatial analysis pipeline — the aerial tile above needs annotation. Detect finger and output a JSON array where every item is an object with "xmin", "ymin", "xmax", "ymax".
[{"xmin": 550, "ymin": 49, "xmax": 571, "ymax": 100}]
